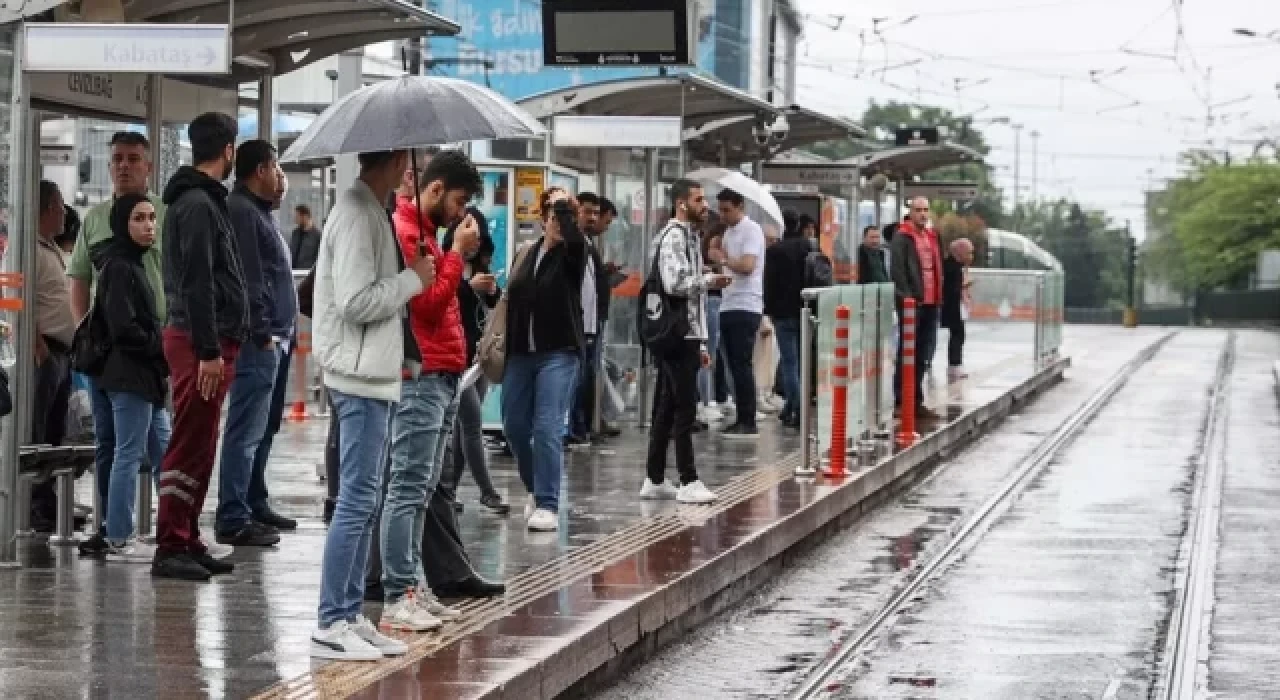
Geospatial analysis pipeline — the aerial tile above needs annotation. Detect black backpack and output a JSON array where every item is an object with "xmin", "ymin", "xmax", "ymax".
[
  {"xmin": 637, "ymin": 224, "xmax": 692, "ymax": 357},
  {"xmin": 804, "ymin": 239, "xmax": 834, "ymax": 289}
]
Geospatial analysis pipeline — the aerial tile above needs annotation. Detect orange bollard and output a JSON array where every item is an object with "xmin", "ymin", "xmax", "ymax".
[
  {"xmin": 289, "ymin": 330, "xmax": 312, "ymax": 422},
  {"xmin": 896, "ymin": 299, "xmax": 917, "ymax": 448},
  {"xmin": 826, "ymin": 305, "xmax": 850, "ymax": 477}
]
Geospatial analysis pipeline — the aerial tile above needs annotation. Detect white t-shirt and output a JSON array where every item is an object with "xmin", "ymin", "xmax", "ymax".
[{"xmin": 720, "ymin": 215, "xmax": 765, "ymax": 314}]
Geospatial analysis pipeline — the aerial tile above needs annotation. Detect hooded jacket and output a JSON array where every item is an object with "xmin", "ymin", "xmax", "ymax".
[
  {"xmin": 161, "ymin": 166, "xmax": 250, "ymax": 359},
  {"xmin": 89, "ymin": 194, "xmax": 169, "ymax": 405},
  {"xmin": 391, "ymin": 194, "xmax": 467, "ymax": 374}
]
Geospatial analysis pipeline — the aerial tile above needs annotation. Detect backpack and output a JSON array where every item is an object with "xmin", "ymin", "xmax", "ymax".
[
  {"xmin": 804, "ymin": 239, "xmax": 834, "ymax": 289},
  {"xmin": 637, "ymin": 224, "xmax": 692, "ymax": 358}
]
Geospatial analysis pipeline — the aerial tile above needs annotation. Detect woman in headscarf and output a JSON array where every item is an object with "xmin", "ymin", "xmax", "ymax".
[{"xmin": 86, "ymin": 193, "xmax": 171, "ymax": 561}]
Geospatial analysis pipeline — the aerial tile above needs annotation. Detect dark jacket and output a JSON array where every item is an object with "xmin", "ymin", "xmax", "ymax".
[
  {"xmin": 858, "ymin": 245, "xmax": 891, "ymax": 284},
  {"xmin": 442, "ymin": 214, "xmax": 500, "ymax": 365},
  {"xmin": 229, "ymin": 185, "xmax": 296, "ymax": 347},
  {"xmin": 162, "ymin": 166, "xmax": 249, "ymax": 359},
  {"xmin": 89, "ymin": 196, "xmax": 168, "ymax": 405},
  {"xmin": 289, "ymin": 225, "xmax": 321, "ymax": 270},
  {"xmin": 763, "ymin": 235, "xmax": 810, "ymax": 319},
  {"xmin": 507, "ymin": 226, "xmax": 588, "ymax": 356},
  {"xmin": 889, "ymin": 223, "xmax": 927, "ymax": 305},
  {"xmin": 941, "ymin": 255, "xmax": 966, "ymax": 326},
  {"xmin": 586, "ymin": 237, "xmax": 611, "ymax": 324}
]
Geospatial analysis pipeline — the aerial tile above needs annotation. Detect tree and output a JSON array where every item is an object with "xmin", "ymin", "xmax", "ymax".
[
  {"xmin": 1018, "ymin": 198, "xmax": 1127, "ymax": 308},
  {"xmin": 1154, "ymin": 156, "xmax": 1280, "ymax": 291},
  {"xmin": 808, "ymin": 101, "xmax": 1005, "ymax": 227}
]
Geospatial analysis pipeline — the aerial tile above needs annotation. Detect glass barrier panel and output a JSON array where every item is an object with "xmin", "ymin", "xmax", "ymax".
[{"xmin": 814, "ymin": 287, "xmax": 842, "ymax": 460}]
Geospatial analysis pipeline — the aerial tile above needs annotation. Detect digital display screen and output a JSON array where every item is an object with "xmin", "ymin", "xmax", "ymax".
[{"xmin": 553, "ymin": 11, "xmax": 677, "ymax": 53}]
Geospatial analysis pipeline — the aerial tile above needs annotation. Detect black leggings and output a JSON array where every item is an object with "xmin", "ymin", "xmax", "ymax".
[{"xmin": 948, "ymin": 320, "xmax": 966, "ymax": 368}]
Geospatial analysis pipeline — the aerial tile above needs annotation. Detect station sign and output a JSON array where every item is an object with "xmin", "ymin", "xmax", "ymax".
[
  {"xmin": 23, "ymin": 23, "xmax": 231, "ymax": 74},
  {"xmin": 895, "ymin": 127, "xmax": 940, "ymax": 147},
  {"xmin": 542, "ymin": 0, "xmax": 693, "ymax": 67},
  {"xmin": 903, "ymin": 181, "xmax": 980, "ymax": 201},
  {"xmin": 552, "ymin": 115, "xmax": 683, "ymax": 149},
  {"xmin": 40, "ymin": 144, "xmax": 74, "ymax": 167},
  {"xmin": 759, "ymin": 163, "xmax": 859, "ymax": 187}
]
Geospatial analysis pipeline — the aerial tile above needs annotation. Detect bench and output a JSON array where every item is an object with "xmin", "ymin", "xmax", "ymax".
[{"xmin": 17, "ymin": 444, "xmax": 97, "ymax": 544}]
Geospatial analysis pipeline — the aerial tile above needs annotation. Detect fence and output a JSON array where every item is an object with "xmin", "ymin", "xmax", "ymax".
[{"xmin": 796, "ymin": 271, "xmax": 1066, "ymax": 474}]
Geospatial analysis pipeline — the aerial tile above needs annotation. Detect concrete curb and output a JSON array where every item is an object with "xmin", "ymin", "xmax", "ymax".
[{"xmin": 491, "ymin": 357, "xmax": 1072, "ymax": 700}]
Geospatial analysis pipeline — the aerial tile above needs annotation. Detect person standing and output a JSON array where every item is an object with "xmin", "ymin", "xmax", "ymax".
[
  {"xmin": 640, "ymin": 179, "xmax": 726, "ymax": 503},
  {"xmin": 309, "ymin": 148, "xmax": 435, "ymax": 661},
  {"xmin": 379, "ymin": 150, "xmax": 482, "ymax": 632},
  {"xmin": 87, "ymin": 194, "xmax": 170, "ymax": 562},
  {"xmin": 890, "ymin": 196, "xmax": 942, "ymax": 420},
  {"xmin": 29, "ymin": 181, "xmax": 75, "ymax": 531},
  {"xmin": 66, "ymin": 132, "xmax": 173, "ymax": 558},
  {"xmin": 762, "ymin": 210, "xmax": 811, "ymax": 429},
  {"xmin": 213, "ymin": 140, "xmax": 294, "ymax": 547},
  {"xmin": 290, "ymin": 204, "xmax": 321, "ymax": 270},
  {"xmin": 567, "ymin": 192, "xmax": 610, "ymax": 446},
  {"xmin": 857, "ymin": 226, "xmax": 891, "ymax": 284},
  {"xmin": 942, "ymin": 238, "xmax": 975, "ymax": 381},
  {"xmin": 151, "ymin": 112, "xmax": 250, "ymax": 581},
  {"xmin": 502, "ymin": 187, "xmax": 586, "ymax": 532},
  {"xmin": 713, "ymin": 189, "xmax": 766, "ymax": 439}
]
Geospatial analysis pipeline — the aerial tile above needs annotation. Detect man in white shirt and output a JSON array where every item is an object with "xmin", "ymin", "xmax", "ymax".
[{"xmin": 711, "ymin": 188, "xmax": 765, "ymax": 439}]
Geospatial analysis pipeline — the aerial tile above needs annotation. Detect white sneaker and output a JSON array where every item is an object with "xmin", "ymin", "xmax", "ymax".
[
  {"xmin": 201, "ymin": 537, "xmax": 233, "ymax": 560},
  {"xmin": 414, "ymin": 587, "xmax": 462, "ymax": 621},
  {"xmin": 106, "ymin": 539, "xmax": 156, "ymax": 563},
  {"xmin": 639, "ymin": 478, "xmax": 679, "ymax": 500},
  {"xmin": 697, "ymin": 404, "xmax": 722, "ymax": 423},
  {"xmin": 310, "ymin": 621, "xmax": 383, "ymax": 661},
  {"xmin": 527, "ymin": 508, "xmax": 559, "ymax": 532},
  {"xmin": 380, "ymin": 595, "xmax": 442, "ymax": 632},
  {"xmin": 758, "ymin": 394, "xmax": 781, "ymax": 413},
  {"xmin": 353, "ymin": 615, "xmax": 409, "ymax": 655},
  {"xmin": 677, "ymin": 480, "xmax": 718, "ymax": 504}
]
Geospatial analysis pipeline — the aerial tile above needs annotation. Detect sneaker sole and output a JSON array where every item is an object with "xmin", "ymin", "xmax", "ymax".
[
  {"xmin": 677, "ymin": 496, "xmax": 718, "ymax": 504},
  {"xmin": 379, "ymin": 619, "xmax": 442, "ymax": 633},
  {"xmin": 309, "ymin": 644, "xmax": 383, "ymax": 662},
  {"xmin": 527, "ymin": 523, "xmax": 559, "ymax": 532},
  {"xmin": 720, "ymin": 433, "xmax": 759, "ymax": 440}
]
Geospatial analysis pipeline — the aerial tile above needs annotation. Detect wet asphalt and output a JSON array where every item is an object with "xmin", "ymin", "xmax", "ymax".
[{"xmin": 591, "ymin": 328, "xmax": 1280, "ymax": 700}]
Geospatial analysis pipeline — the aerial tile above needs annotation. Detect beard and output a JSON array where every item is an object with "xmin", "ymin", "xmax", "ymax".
[{"xmin": 426, "ymin": 200, "xmax": 453, "ymax": 229}]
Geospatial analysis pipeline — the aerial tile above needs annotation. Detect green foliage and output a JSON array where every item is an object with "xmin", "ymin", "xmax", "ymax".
[
  {"xmin": 1017, "ymin": 198, "xmax": 1130, "ymax": 308},
  {"xmin": 1150, "ymin": 157, "xmax": 1280, "ymax": 291}
]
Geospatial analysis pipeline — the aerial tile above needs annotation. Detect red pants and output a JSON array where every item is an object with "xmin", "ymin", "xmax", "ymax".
[{"xmin": 155, "ymin": 328, "xmax": 239, "ymax": 555}]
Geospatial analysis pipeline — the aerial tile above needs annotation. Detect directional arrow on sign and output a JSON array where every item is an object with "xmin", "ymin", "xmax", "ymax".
[{"xmin": 200, "ymin": 46, "xmax": 216, "ymax": 66}]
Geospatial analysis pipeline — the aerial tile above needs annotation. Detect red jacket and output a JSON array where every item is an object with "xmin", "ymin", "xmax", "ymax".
[{"xmin": 392, "ymin": 195, "xmax": 467, "ymax": 374}]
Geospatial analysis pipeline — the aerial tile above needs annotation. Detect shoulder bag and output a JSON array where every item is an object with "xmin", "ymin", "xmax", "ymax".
[{"xmin": 476, "ymin": 241, "xmax": 535, "ymax": 384}]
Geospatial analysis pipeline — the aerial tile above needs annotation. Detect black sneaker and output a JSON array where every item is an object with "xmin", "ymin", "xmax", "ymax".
[
  {"xmin": 253, "ymin": 508, "xmax": 298, "ymax": 531},
  {"xmin": 152, "ymin": 552, "xmax": 212, "ymax": 581},
  {"xmin": 215, "ymin": 521, "xmax": 281, "ymax": 547},
  {"xmin": 192, "ymin": 551, "xmax": 235, "ymax": 576},
  {"xmin": 721, "ymin": 424, "xmax": 759, "ymax": 440},
  {"xmin": 79, "ymin": 532, "xmax": 109, "ymax": 558},
  {"xmin": 479, "ymin": 493, "xmax": 511, "ymax": 515}
]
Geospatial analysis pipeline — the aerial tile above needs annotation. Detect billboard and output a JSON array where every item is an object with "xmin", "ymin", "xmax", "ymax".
[{"xmin": 429, "ymin": 0, "xmax": 718, "ymax": 100}]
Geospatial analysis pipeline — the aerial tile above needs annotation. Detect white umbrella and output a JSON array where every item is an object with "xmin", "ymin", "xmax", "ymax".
[
  {"xmin": 685, "ymin": 167, "xmax": 785, "ymax": 238},
  {"xmin": 281, "ymin": 75, "xmax": 545, "ymax": 162}
]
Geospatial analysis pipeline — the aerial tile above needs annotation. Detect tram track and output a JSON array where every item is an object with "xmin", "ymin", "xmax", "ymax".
[{"xmin": 788, "ymin": 331, "xmax": 1185, "ymax": 700}]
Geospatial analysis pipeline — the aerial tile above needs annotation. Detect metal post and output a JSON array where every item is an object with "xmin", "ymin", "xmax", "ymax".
[
  {"xmin": 893, "ymin": 179, "xmax": 904, "ymax": 225},
  {"xmin": 48, "ymin": 473, "xmax": 76, "ymax": 546},
  {"xmin": 1030, "ymin": 130, "xmax": 1039, "ymax": 202},
  {"xmin": 257, "ymin": 72, "xmax": 275, "ymax": 145},
  {"xmin": 1, "ymin": 32, "xmax": 33, "ymax": 565},
  {"xmin": 145, "ymin": 75, "xmax": 163, "ymax": 193},
  {"xmin": 796, "ymin": 297, "xmax": 816, "ymax": 476},
  {"xmin": 1012, "ymin": 123, "xmax": 1023, "ymax": 232},
  {"xmin": 334, "ymin": 49, "xmax": 363, "ymax": 194},
  {"xmin": 1033, "ymin": 274, "xmax": 1045, "ymax": 368},
  {"xmin": 136, "ymin": 470, "xmax": 152, "ymax": 538},
  {"xmin": 637, "ymin": 148, "xmax": 656, "ymax": 427},
  {"xmin": 591, "ymin": 148, "xmax": 606, "ymax": 436}
]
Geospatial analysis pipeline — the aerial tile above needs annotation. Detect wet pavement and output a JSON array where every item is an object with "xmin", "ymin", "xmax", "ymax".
[
  {"xmin": 1208, "ymin": 330, "xmax": 1280, "ymax": 698},
  {"xmin": 591, "ymin": 327, "xmax": 1198, "ymax": 700},
  {"xmin": 0, "ymin": 324, "xmax": 1072, "ymax": 699}
]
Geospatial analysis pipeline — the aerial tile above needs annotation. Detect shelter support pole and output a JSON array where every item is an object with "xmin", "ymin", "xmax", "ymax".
[
  {"xmin": 334, "ymin": 49, "xmax": 364, "ymax": 194},
  {"xmin": 894, "ymin": 178, "xmax": 905, "ymax": 224},
  {"xmin": 592, "ymin": 148, "xmax": 606, "ymax": 436},
  {"xmin": 1, "ymin": 31, "xmax": 34, "ymax": 566},
  {"xmin": 638, "ymin": 148, "xmax": 656, "ymax": 428},
  {"xmin": 146, "ymin": 75, "xmax": 163, "ymax": 193},
  {"xmin": 257, "ymin": 72, "xmax": 275, "ymax": 145}
]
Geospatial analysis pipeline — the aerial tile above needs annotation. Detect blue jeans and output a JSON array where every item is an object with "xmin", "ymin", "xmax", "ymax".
[
  {"xmin": 379, "ymin": 373, "xmax": 459, "ymax": 602},
  {"xmin": 215, "ymin": 342, "xmax": 281, "ymax": 534},
  {"xmin": 249, "ymin": 342, "xmax": 292, "ymax": 517},
  {"xmin": 699, "ymin": 295, "xmax": 723, "ymax": 405},
  {"xmin": 318, "ymin": 389, "xmax": 391, "ymax": 628},
  {"xmin": 569, "ymin": 334, "xmax": 600, "ymax": 438},
  {"xmin": 773, "ymin": 317, "xmax": 802, "ymax": 421},
  {"xmin": 104, "ymin": 392, "xmax": 171, "ymax": 544},
  {"xmin": 501, "ymin": 351, "xmax": 579, "ymax": 513},
  {"xmin": 90, "ymin": 378, "xmax": 166, "ymax": 533}
]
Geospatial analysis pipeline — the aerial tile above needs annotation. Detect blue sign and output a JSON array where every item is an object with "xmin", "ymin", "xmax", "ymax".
[{"xmin": 429, "ymin": 0, "xmax": 718, "ymax": 100}]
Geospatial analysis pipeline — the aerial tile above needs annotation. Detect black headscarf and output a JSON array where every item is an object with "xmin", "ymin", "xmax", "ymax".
[
  {"xmin": 441, "ymin": 205, "xmax": 494, "ymax": 273},
  {"xmin": 108, "ymin": 193, "xmax": 152, "ymax": 258}
]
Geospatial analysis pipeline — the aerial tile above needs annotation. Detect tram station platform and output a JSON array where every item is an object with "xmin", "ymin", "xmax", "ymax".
[{"xmin": 0, "ymin": 327, "xmax": 1145, "ymax": 700}]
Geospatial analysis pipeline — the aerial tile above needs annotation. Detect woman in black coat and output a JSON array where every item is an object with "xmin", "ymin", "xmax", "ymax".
[{"xmin": 87, "ymin": 193, "xmax": 171, "ymax": 558}]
